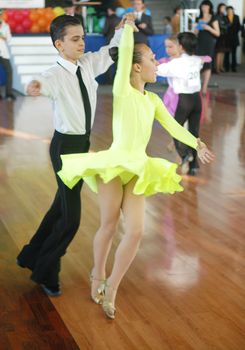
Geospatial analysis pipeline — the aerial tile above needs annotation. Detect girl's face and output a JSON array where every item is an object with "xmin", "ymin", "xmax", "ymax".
[
  {"xmin": 201, "ymin": 4, "xmax": 211, "ymax": 15},
  {"xmin": 220, "ymin": 5, "xmax": 226, "ymax": 15},
  {"xmin": 227, "ymin": 8, "xmax": 234, "ymax": 16},
  {"xmin": 136, "ymin": 46, "xmax": 158, "ymax": 83},
  {"xmin": 165, "ymin": 39, "xmax": 179, "ymax": 58}
]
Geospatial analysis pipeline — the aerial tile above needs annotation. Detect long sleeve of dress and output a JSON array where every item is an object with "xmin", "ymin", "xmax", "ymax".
[
  {"xmin": 154, "ymin": 94, "xmax": 198, "ymax": 149},
  {"xmin": 113, "ymin": 24, "xmax": 134, "ymax": 97}
]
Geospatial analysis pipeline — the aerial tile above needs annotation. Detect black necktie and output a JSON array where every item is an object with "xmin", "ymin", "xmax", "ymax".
[{"xmin": 76, "ymin": 67, "xmax": 91, "ymax": 134}]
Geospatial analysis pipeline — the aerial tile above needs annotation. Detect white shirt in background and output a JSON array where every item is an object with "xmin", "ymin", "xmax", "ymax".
[
  {"xmin": 134, "ymin": 11, "xmax": 143, "ymax": 21},
  {"xmin": 157, "ymin": 53, "xmax": 203, "ymax": 94},
  {"xmin": 0, "ymin": 21, "xmax": 12, "ymax": 59}
]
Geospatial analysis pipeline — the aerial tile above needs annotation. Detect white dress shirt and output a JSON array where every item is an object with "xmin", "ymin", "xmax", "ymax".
[
  {"xmin": 157, "ymin": 53, "xmax": 203, "ymax": 94},
  {"xmin": 134, "ymin": 11, "xmax": 143, "ymax": 21},
  {"xmin": 0, "ymin": 21, "xmax": 12, "ymax": 59},
  {"xmin": 37, "ymin": 28, "xmax": 122, "ymax": 135}
]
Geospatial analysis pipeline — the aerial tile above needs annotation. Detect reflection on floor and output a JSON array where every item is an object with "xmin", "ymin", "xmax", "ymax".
[{"xmin": 0, "ymin": 85, "xmax": 245, "ymax": 349}]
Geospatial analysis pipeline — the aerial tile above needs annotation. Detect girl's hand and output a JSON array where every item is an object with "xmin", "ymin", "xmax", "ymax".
[
  {"xmin": 125, "ymin": 20, "xmax": 139, "ymax": 32},
  {"xmin": 124, "ymin": 13, "xmax": 139, "ymax": 32},
  {"xmin": 197, "ymin": 138, "xmax": 215, "ymax": 164},
  {"xmin": 27, "ymin": 80, "xmax": 41, "ymax": 96}
]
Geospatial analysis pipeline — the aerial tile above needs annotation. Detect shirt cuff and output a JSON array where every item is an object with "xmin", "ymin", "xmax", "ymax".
[{"xmin": 108, "ymin": 27, "xmax": 123, "ymax": 48}]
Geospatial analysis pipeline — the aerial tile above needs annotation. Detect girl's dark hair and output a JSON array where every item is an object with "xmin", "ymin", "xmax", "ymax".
[
  {"xmin": 177, "ymin": 32, "xmax": 197, "ymax": 55},
  {"xmin": 199, "ymin": 0, "xmax": 214, "ymax": 17},
  {"xmin": 50, "ymin": 15, "xmax": 81, "ymax": 48},
  {"xmin": 109, "ymin": 44, "xmax": 145, "ymax": 64},
  {"xmin": 217, "ymin": 3, "xmax": 226, "ymax": 15}
]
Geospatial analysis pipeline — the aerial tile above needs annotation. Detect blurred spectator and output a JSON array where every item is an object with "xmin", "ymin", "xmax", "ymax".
[
  {"xmin": 171, "ymin": 6, "xmax": 181, "ymax": 34},
  {"xmin": 214, "ymin": 3, "xmax": 229, "ymax": 73},
  {"xmin": 163, "ymin": 16, "xmax": 173, "ymax": 35},
  {"xmin": 195, "ymin": 0, "xmax": 220, "ymax": 94},
  {"xmin": 132, "ymin": 0, "xmax": 154, "ymax": 44},
  {"xmin": 0, "ymin": 9, "xmax": 15, "ymax": 100},
  {"xmin": 224, "ymin": 6, "xmax": 241, "ymax": 72},
  {"xmin": 103, "ymin": 4, "xmax": 121, "ymax": 43},
  {"xmin": 242, "ymin": 17, "xmax": 245, "ymax": 55},
  {"xmin": 63, "ymin": 0, "xmax": 84, "ymax": 29}
]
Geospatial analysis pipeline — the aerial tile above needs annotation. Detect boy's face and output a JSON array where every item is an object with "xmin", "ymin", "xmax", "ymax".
[{"xmin": 55, "ymin": 25, "xmax": 85, "ymax": 63}]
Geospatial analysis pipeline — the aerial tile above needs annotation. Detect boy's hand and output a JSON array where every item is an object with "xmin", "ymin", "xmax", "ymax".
[
  {"xmin": 197, "ymin": 138, "xmax": 215, "ymax": 164},
  {"xmin": 115, "ymin": 13, "xmax": 135, "ymax": 30},
  {"xmin": 27, "ymin": 80, "xmax": 41, "ymax": 96},
  {"xmin": 115, "ymin": 18, "xmax": 125, "ymax": 30}
]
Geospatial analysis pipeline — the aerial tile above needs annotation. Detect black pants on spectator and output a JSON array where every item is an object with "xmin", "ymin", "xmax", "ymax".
[
  {"xmin": 224, "ymin": 46, "xmax": 238, "ymax": 71},
  {"xmin": 0, "ymin": 57, "xmax": 13, "ymax": 96},
  {"xmin": 174, "ymin": 92, "xmax": 201, "ymax": 170},
  {"xmin": 17, "ymin": 130, "xmax": 90, "ymax": 286}
]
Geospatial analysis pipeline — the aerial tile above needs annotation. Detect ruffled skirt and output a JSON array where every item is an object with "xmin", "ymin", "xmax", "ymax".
[{"xmin": 58, "ymin": 148, "xmax": 183, "ymax": 197}]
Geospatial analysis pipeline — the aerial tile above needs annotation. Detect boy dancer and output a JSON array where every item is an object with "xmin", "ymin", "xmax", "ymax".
[{"xmin": 17, "ymin": 15, "xmax": 122, "ymax": 296}]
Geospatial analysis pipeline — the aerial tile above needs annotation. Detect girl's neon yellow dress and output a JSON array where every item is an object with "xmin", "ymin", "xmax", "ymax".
[{"xmin": 58, "ymin": 24, "xmax": 198, "ymax": 197}]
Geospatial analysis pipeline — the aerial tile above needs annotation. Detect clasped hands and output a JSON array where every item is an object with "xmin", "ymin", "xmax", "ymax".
[{"xmin": 116, "ymin": 13, "xmax": 139, "ymax": 32}]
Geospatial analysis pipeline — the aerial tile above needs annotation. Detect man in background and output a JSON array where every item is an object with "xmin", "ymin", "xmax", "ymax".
[
  {"xmin": 132, "ymin": 0, "xmax": 154, "ymax": 44},
  {"xmin": 63, "ymin": 0, "xmax": 84, "ymax": 29},
  {"xmin": 103, "ymin": 4, "xmax": 121, "ymax": 43}
]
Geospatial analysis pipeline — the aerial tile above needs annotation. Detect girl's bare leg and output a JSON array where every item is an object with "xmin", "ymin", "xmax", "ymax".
[
  {"xmin": 91, "ymin": 177, "xmax": 123, "ymax": 297},
  {"xmin": 106, "ymin": 177, "xmax": 145, "ymax": 307},
  {"xmin": 202, "ymin": 69, "xmax": 211, "ymax": 95}
]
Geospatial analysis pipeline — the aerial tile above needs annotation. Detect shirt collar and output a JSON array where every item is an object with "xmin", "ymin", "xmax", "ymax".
[{"xmin": 57, "ymin": 56, "xmax": 82, "ymax": 75}]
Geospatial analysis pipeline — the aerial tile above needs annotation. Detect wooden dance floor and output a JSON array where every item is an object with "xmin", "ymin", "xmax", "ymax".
[{"xmin": 0, "ymin": 83, "xmax": 245, "ymax": 349}]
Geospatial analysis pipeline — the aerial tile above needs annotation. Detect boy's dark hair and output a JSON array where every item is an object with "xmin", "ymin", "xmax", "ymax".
[
  {"xmin": 164, "ymin": 16, "xmax": 171, "ymax": 22},
  {"xmin": 50, "ymin": 15, "xmax": 81, "ymax": 48},
  {"xmin": 107, "ymin": 4, "xmax": 117, "ymax": 12},
  {"xmin": 177, "ymin": 32, "xmax": 197, "ymax": 55}
]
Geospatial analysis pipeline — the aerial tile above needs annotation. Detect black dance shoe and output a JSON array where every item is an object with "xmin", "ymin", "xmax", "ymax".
[
  {"xmin": 16, "ymin": 257, "xmax": 33, "ymax": 271},
  {"xmin": 188, "ymin": 168, "xmax": 198, "ymax": 176},
  {"xmin": 40, "ymin": 283, "xmax": 61, "ymax": 297},
  {"xmin": 6, "ymin": 94, "xmax": 16, "ymax": 101}
]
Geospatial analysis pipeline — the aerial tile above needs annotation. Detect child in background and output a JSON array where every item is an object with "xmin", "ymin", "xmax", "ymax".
[
  {"xmin": 0, "ymin": 9, "xmax": 15, "ymax": 100},
  {"xmin": 159, "ymin": 36, "xmax": 180, "ymax": 154},
  {"xmin": 163, "ymin": 16, "xmax": 173, "ymax": 35},
  {"xmin": 158, "ymin": 32, "xmax": 212, "ymax": 175}
]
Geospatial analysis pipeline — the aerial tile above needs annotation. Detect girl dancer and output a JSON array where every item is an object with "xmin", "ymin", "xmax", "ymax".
[{"xmin": 58, "ymin": 19, "xmax": 214, "ymax": 319}]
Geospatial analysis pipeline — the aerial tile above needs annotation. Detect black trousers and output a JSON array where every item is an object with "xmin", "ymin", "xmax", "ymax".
[
  {"xmin": 224, "ymin": 46, "xmax": 238, "ymax": 71},
  {"xmin": 0, "ymin": 57, "xmax": 13, "ymax": 96},
  {"xmin": 17, "ymin": 130, "xmax": 90, "ymax": 286},
  {"xmin": 173, "ymin": 92, "xmax": 201, "ymax": 169}
]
